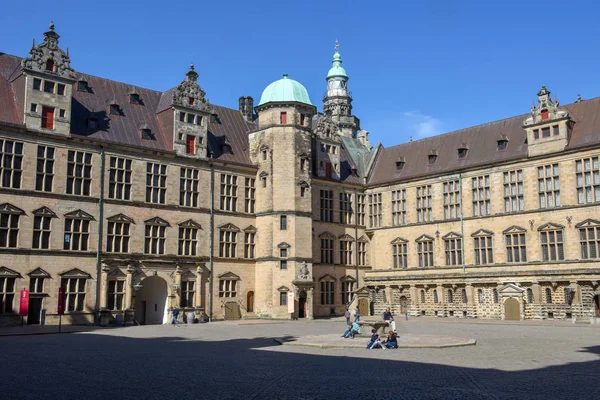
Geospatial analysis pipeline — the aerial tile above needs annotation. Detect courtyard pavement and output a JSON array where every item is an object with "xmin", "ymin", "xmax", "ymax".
[{"xmin": 0, "ymin": 318, "xmax": 598, "ymax": 399}]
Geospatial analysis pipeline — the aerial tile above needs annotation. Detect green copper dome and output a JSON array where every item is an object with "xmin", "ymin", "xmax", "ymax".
[
  {"xmin": 257, "ymin": 74, "xmax": 313, "ymax": 106},
  {"xmin": 326, "ymin": 49, "xmax": 348, "ymax": 80}
]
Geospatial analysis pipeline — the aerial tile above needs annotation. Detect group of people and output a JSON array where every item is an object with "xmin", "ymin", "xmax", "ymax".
[{"xmin": 342, "ymin": 306, "xmax": 399, "ymax": 349}]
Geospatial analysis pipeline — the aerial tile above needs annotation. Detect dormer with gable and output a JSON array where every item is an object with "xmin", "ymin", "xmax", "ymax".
[
  {"xmin": 523, "ymin": 85, "xmax": 572, "ymax": 157},
  {"xmin": 313, "ymin": 114, "xmax": 342, "ymax": 180},
  {"xmin": 21, "ymin": 23, "xmax": 77, "ymax": 136}
]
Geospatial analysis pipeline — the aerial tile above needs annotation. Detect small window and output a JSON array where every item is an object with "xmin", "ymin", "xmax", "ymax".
[
  {"xmin": 280, "ymin": 112, "xmax": 287, "ymax": 124},
  {"xmin": 110, "ymin": 104, "xmax": 120, "ymax": 116},
  {"xmin": 187, "ymin": 113, "xmax": 195, "ymax": 124},
  {"xmin": 44, "ymin": 80, "xmax": 55, "ymax": 93},
  {"xmin": 396, "ymin": 161, "xmax": 405, "ymax": 171},
  {"xmin": 195, "ymin": 116, "xmax": 202, "ymax": 126},
  {"xmin": 552, "ymin": 125, "xmax": 559, "ymax": 135},
  {"xmin": 188, "ymin": 97, "xmax": 194, "ymax": 105},
  {"xmin": 326, "ymin": 129, "xmax": 330, "ymax": 137},
  {"xmin": 280, "ymin": 292, "xmax": 287, "ymax": 305},
  {"xmin": 141, "ymin": 129, "xmax": 152, "ymax": 140},
  {"xmin": 30, "ymin": 103, "xmax": 37, "ymax": 113},
  {"xmin": 210, "ymin": 114, "xmax": 218, "ymax": 123},
  {"xmin": 458, "ymin": 148, "xmax": 468, "ymax": 158},
  {"xmin": 87, "ymin": 119, "xmax": 97, "ymax": 129},
  {"xmin": 497, "ymin": 140, "xmax": 508, "ymax": 150},
  {"xmin": 428, "ymin": 154, "xmax": 437, "ymax": 164},
  {"xmin": 59, "ymin": 109, "xmax": 65, "ymax": 118},
  {"xmin": 300, "ymin": 114, "xmax": 305, "ymax": 126},
  {"xmin": 179, "ymin": 112, "xmax": 186, "ymax": 122},
  {"xmin": 186, "ymin": 135, "xmax": 195, "ymax": 154},
  {"xmin": 78, "ymin": 81, "xmax": 88, "ymax": 92},
  {"xmin": 57, "ymin": 84, "xmax": 65, "ymax": 96},
  {"xmin": 300, "ymin": 186, "xmax": 306, "ymax": 197},
  {"xmin": 533, "ymin": 129, "xmax": 539, "ymax": 139},
  {"xmin": 41, "ymin": 106, "xmax": 54, "ymax": 129},
  {"xmin": 45, "ymin": 59, "xmax": 55, "ymax": 71},
  {"xmin": 280, "ymin": 260, "xmax": 287, "ymax": 270},
  {"xmin": 280, "ymin": 248, "xmax": 287, "ymax": 258},
  {"xmin": 541, "ymin": 110, "xmax": 549, "ymax": 120},
  {"xmin": 262, "ymin": 150, "xmax": 267, "ymax": 161},
  {"xmin": 130, "ymin": 94, "xmax": 140, "ymax": 104},
  {"xmin": 261, "ymin": 175, "xmax": 267, "ymax": 188},
  {"xmin": 280, "ymin": 215, "xmax": 287, "ymax": 230},
  {"xmin": 33, "ymin": 78, "xmax": 42, "ymax": 91},
  {"xmin": 542, "ymin": 127, "xmax": 550, "ymax": 137},
  {"xmin": 300, "ymin": 158, "xmax": 306, "ymax": 171}
]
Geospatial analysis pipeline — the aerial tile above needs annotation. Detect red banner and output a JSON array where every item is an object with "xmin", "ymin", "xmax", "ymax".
[
  {"xmin": 19, "ymin": 290, "xmax": 29, "ymax": 317},
  {"xmin": 58, "ymin": 287, "xmax": 65, "ymax": 315}
]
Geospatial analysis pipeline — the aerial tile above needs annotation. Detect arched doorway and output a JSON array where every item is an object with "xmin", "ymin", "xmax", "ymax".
[
  {"xmin": 134, "ymin": 276, "xmax": 168, "ymax": 325},
  {"xmin": 504, "ymin": 297, "xmax": 520, "ymax": 320},
  {"xmin": 247, "ymin": 291, "xmax": 254, "ymax": 313},
  {"xmin": 298, "ymin": 290, "xmax": 307, "ymax": 318},
  {"xmin": 399, "ymin": 296, "xmax": 408, "ymax": 315},
  {"xmin": 358, "ymin": 298, "xmax": 369, "ymax": 317},
  {"xmin": 594, "ymin": 295, "xmax": 600, "ymax": 317}
]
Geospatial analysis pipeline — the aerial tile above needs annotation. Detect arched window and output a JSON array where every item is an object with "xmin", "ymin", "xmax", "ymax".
[
  {"xmin": 478, "ymin": 289, "xmax": 484, "ymax": 304},
  {"xmin": 45, "ymin": 59, "xmax": 54, "ymax": 72},
  {"xmin": 433, "ymin": 290, "xmax": 439, "ymax": 304},
  {"xmin": 527, "ymin": 288, "xmax": 533, "ymax": 303},
  {"xmin": 493, "ymin": 289, "xmax": 499, "ymax": 304},
  {"xmin": 447, "ymin": 289, "xmax": 454, "ymax": 303},
  {"xmin": 420, "ymin": 289, "xmax": 425, "ymax": 303},
  {"xmin": 461, "ymin": 288, "xmax": 467, "ymax": 304},
  {"xmin": 545, "ymin": 288, "xmax": 552, "ymax": 304},
  {"xmin": 564, "ymin": 288, "xmax": 573, "ymax": 305}
]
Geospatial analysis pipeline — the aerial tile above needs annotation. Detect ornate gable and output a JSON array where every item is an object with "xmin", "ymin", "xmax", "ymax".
[
  {"xmin": 277, "ymin": 242, "xmax": 291, "ymax": 249},
  {"xmin": 32, "ymin": 206, "xmax": 57, "ymax": 218},
  {"xmin": 178, "ymin": 219, "xmax": 202, "ymax": 229},
  {"xmin": 523, "ymin": 85, "xmax": 569, "ymax": 126},
  {"xmin": 357, "ymin": 235, "xmax": 369, "ymax": 243},
  {"xmin": 442, "ymin": 232, "xmax": 462, "ymax": 240},
  {"xmin": 0, "ymin": 203, "xmax": 25, "ymax": 215},
  {"xmin": 340, "ymin": 275, "xmax": 356, "ymax": 282},
  {"xmin": 107, "ymin": 268, "xmax": 126, "ymax": 278},
  {"xmin": 28, "ymin": 267, "xmax": 51, "ymax": 278},
  {"xmin": 416, "ymin": 234, "xmax": 434, "ymax": 242},
  {"xmin": 499, "ymin": 283, "xmax": 525, "ymax": 295},
  {"xmin": 64, "ymin": 209, "xmax": 95, "ymax": 220},
  {"xmin": 503, "ymin": 225, "xmax": 527, "ymax": 234},
  {"xmin": 319, "ymin": 274, "xmax": 336, "ymax": 281},
  {"xmin": 21, "ymin": 23, "xmax": 77, "ymax": 81},
  {"xmin": 181, "ymin": 269, "xmax": 197, "ymax": 280},
  {"xmin": 314, "ymin": 114, "xmax": 342, "ymax": 141},
  {"xmin": 318, "ymin": 231, "xmax": 336, "ymax": 239},
  {"xmin": 217, "ymin": 271, "xmax": 240, "ymax": 280},
  {"xmin": 59, "ymin": 268, "xmax": 92, "ymax": 279},
  {"xmin": 243, "ymin": 225, "xmax": 257, "ymax": 233},
  {"xmin": 277, "ymin": 286, "xmax": 290, "ymax": 292},
  {"xmin": 107, "ymin": 213, "xmax": 135, "ymax": 223},
  {"xmin": 218, "ymin": 223, "xmax": 240, "ymax": 232},
  {"xmin": 538, "ymin": 222, "xmax": 565, "ymax": 231},
  {"xmin": 390, "ymin": 237, "xmax": 408, "ymax": 244},
  {"xmin": 575, "ymin": 219, "xmax": 600, "ymax": 229},
  {"xmin": 338, "ymin": 233, "xmax": 354, "ymax": 241},
  {"xmin": 144, "ymin": 217, "xmax": 170, "ymax": 227},
  {"xmin": 0, "ymin": 267, "xmax": 22, "ymax": 277},
  {"xmin": 172, "ymin": 64, "xmax": 212, "ymax": 113},
  {"xmin": 471, "ymin": 229, "xmax": 494, "ymax": 237}
]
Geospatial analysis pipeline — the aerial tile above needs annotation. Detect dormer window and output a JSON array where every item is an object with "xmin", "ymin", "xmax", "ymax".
[
  {"xmin": 497, "ymin": 139, "xmax": 508, "ymax": 151},
  {"xmin": 457, "ymin": 147, "xmax": 468, "ymax": 159},
  {"xmin": 45, "ymin": 59, "xmax": 54, "ymax": 72},
  {"xmin": 188, "ymin": 97, "xmax": 194, "ymax": 105},
  {"xmin": 395, "ymin": 157, "xmax": 406, "ymax": 171},
  {"xmin": 78, "ymin": 80, "xmax": 88, "ymax": 92},
  {"xmin": 130, "ymin": 93, "xmax": 140, "ymax": 104},
  {"xmin": 428, "ymin": 152, "xmax": 438, "ymax": 164},
  {"xmin": 141, "ymin": 128, "xmax": 152, "ymax": 140},
  {"xmin": 109, "ymin": 104, "xmax": 120, "ymax": 116},
  {"xmin": 210, "ymin": 114, "xmax": 218, "ymax": 123},
  {"xmin": 87, "ymin": 118, "xmax": 97, "ymax": 129}
]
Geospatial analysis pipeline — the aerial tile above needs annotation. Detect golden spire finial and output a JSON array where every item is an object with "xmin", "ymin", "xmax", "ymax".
[{"xmin": 334, "ymin": 39, "xmax": 339, "ymax": 51}]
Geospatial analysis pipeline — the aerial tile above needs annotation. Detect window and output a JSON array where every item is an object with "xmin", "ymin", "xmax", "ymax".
[
  {"xmin": 57, "ymin": 84, "xmax": 65, "ymax": 96},
  {"xmin": 0, "ymin": 205, "xmax": 23, "ymax": 248},
  {"xmin": 428, "ymin": 154, "xmax": 437, "ymax": 164},
  {"xmin": 458, "ymin": 148, "xmax": 468, "ymax": 158},
  {"xmin": 245, "ymin": 178, "xmax": 255, "ymax": 213},
  {"xmin": 279, "ymin": 291, "xmax": 288, "ymax": 306},
  {"xmin": 564, "ymin": 288, "xmax": 573, "ymax": 305},
  {"xmin": 417, "ymin": 236, "xmax": 434, "ymax": 267},
  {"xmin": 472, "ymin": 175, "xmax": 491, "ymax": 216},
  {"xmin": 179, "ymin": 168, "xmax": 199, "ymax": 207},
  {"xmin": 341, "ymin": 280, "xmax": 355, "ymax": 305},
  {"xmin": 368, "ymin": 193, "xmax": 382, "ymax": 228},
  {"xmin": 244, "ymin": 232, "xmax": 255, "ymax": 259},
  {"xmin": 1, "ymin": 139, "xmax": 23, "ymax": 189},
  {"xmin": 218, "ymin": 279, "xmax": 236, "ymax": 297},
  {"xmin": 420, "ymin": 290, "xmax": 426, "ymax": 303},
  {"xmin": 195, "ymin": 116, "xmax": 202, "ymax": 126},
  {"xmin": 78, "ymin": 81, "xmax": 88, "ymax": 91},
  {"xmin": 33, "ymin": 78, "xmax": 41, "ymax": 90},
  {"xmin": 433, "ymin": 290, "xmax": 439, "ymax": 303},
  {"xmin": 443, "ymin": 180, "xmax": 461, "ymax": 219},
  {"xmin": 461, "ymin": 288, "xmax": 467, "ymax": 303},
  {"xmin": 107, "ymin": 280, "xmax": 124, "ymax": 311},
  {"xmin": 45, "ymin": 59, "xmax": 54, "ymax": 71},
  {"xmin": 0, "ymin": 277, "xmax": 15, "ymax": 314},
  {"xmin": 392, "ymin": 239, "xmax": 407, "ymax": 269},
  {"xmin": 340, "ymin": 240, "xmax": 352, "ymax": 265},
  {"xmin": 478, "ymin": 289, "xmax": 484, "ymax": 304},
  {"xmin": 29, "ymin": 276, "xmax": 45, "ymax": 293},
  {"xmin": 497, "ymin": 140, "xmax": 508, "ymax": 150},
  {"xmin": 357, "ymin": 241, "xmax": 367, "ymax": 266},
  {"xmin": 396, "ymin": 160, "xmax": 405, "ymax": 171},
  {"xmin": 280, "ymin": 260, "xmax": 287, "ymax": 270},
  {"xmin": 504, "ymin": 170, "xmax": 524, "ymax": 212},
  {"xmin": 188, "ymin": 97, "xmax": 195, "ymax": 105},
  {"xmin": 320, "ymin": 190, "xmax": 334, "ymax": 222},
  {"xmin": 553, "ymin": 125, "xmax": 559, "ymax": 135},
  {"xmin": 542, "ymin": 127, "xmax": 550, "ymax": 137},
  {"xmin": 280, "ymin": 112, "xmax": 287, "ymax": 124},
  {"xmin": 320, "ymin": 237, "xmax": 334, "ymax": 264},
  {"xmin": 34, "ymin": 145, "xmax": 54, "ymax": 192},
  {"xmin": 181, "ymin": 281, "xmax": 195, "ymax": 307},
  {"xmin": 576, "ymin": 157, "xmax": 600, "ymax": 204},
  {"xmin": 61, "ymin": 278, "xmax": 86, "ymax": 312},
  {"xmin": 30, "ymin": 103, "xmax": 37, "ymax": 113},
  {"xmin": 109, "ymin": 104, "xmax": 120, "ymax": 115},
  {"xmin": 300, "ymin": 114, "xmax": 305, "ymax": 126},
  {"xmin": 505, "ymin": 230, "xmax": 527, "ymax": 263},
  {"xmin": 107, "ymin": 220, "xmax": 130, "ymax": 253},
  {"xmin": 447, "ymin": 289, "xmax": 454, "ymax": 304},
  {"xmin": 178, "ymin": 226, "xmax": 198, "ymax": 256},
  {"xmin": 33, "ymin": 215, "xmax": 52, "ymax": 249},
  {"xmin": 538, "ymin": 164, "xmax": 560, "ymax": 208},
  {"xmin": 540, "ymin": 226, "xmax": 564, "ymax": 261},
  {"xmin": 187, "ymin": 113, "xmax": 195, "ymax": 124},
  {"xmin": 183, "ymin": 135, "xmax": 195, "ymax": 154},
  {"xmin": 44, "ymin": 80, "xmax": 55, "ymax": 93},
  {"xmin": 300, "ymin": 157, "xmax": 306, "ymax": 171},
  {"xmin": 144, "ymin": 220, "xmax": 167, "ymax": 255},
  {"xmin": 444, "ymin": 234, "xmax": 462, "ymax": 266},
  {"xmin": 179, "ymin": 112, "xmax": 186, "ymax": 122},
  {"xmin": 357, "ymin": 194, "xmax": 366, "ymax": 225},
  {"xmin": 87, "ymin": 119, "xmax": 97, "ymax": 129},
  {"xmin": 141, "ymin": 129, "xmax": 152, "ymax": 140},
  {"xmin": 493, "ymin": 289, "xmax": 499, "ymax": 304},
  {"xmin": 146, "ymin": 162, "xmax": 167, "ymax": 204},
  {"xmin": 219, "ymin": 229, "xmax": 237, "ymax": 258},
  {"xmin": 320, "ymin": 280, "xmax": 335, "ymax": 305},
  {"xmin": 416, "ymin": 185, "xmax": 432, "ymax": 222},
  {"xmin": 64, "ymin": 216, "xmax": 90, "ymax": 251},
  {"xmin": 108, "ymin": 157, "xmax": 132, "ymax": 200},
  {"xmin": 473, "ymin": 233, "xmax": 493, "ymax": 265},
  {"xmin": 392, "ymin": 190, "xmax": 406, "ymax": 225},
  {"xmin": 579, "ymin": 222, "xmax": 600, "ymax": 259},
  {"xmin": 66, "ymin": 151, "xmax": 92, "ymax": 196},
  {"xmin": 339, "ymin": 193, "xmax": 353, "ymax": 224},
  {"xmin": 280, "ymin": 215, "xmax": 287, "ymax": 230},
  {"xmin": 527, "ymin": 288, "xmax": 534, "ymax": 303},
  {"xmin": 41, "ymin": 106, "xmax": 54, "ymax": 129},
  {"xmin": 220, "ymin": 174, "xmax": 238, "ymax": 212},
  {"xmin": 130, "ymin": 94, "xmax": 140, "ymax": 104},
  {"xmin": 545, "ymin": 288, "xmax": 552, "ymax": 304}
]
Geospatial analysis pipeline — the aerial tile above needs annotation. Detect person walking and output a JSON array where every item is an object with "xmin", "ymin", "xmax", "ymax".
[
  {"xmin": 355, "ymin": 305, "xmax": 360, "ymax": 322},
  {"xmin": 344, "ymin": 308, "xmax": 351, "ymax": 326},
  {"xmin": 172, "ymin": 306, "xmax": 180, "ymax": 327}
]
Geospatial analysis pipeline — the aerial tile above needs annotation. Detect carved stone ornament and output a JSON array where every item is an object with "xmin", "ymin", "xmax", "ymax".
[
  {"xmin": 523, "ymin": 85, "xmax": 569, "ymax": 126},
  {"xmin": 298, "ymin": 262, "xmax": 310, "ymax": 281},
  {"xmin": 313, "ymin": 114, "xmax": 342, "ymax": 141},
  {"xmin": 172, "ymin": 64, "xmax": 213, "ymax": 113},
  {"xmin": 22, "ymin": 23, "xmax": 77, "ymax": 81}
]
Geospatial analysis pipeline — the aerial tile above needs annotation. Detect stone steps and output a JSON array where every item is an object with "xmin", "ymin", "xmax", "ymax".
[{"xmin": 243, "ymin": 312, "xmax": 260, "ymax": 320}]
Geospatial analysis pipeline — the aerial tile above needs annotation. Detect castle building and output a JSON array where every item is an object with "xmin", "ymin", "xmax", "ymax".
[{"xmin": 0, "ymin": 26, "xmax": 599, "ymax": 326}]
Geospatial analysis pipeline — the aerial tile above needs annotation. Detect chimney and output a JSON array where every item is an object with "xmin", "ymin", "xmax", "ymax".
[{"xmin": 239, "ymin": 96, "xmax": 254, "ymax": 122}]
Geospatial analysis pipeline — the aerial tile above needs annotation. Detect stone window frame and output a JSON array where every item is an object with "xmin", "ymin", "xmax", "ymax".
[
  {"xmin": 493, "ymin": 289, "xmax": 499, "ymax": 304},
  {"xmin": 340, "ymin": 276, "xmax": 356, "ymax": 305},
  {"xmin": 538, "ymin": 223, "xmax": 565, "ymax": 261},
  {"xmin": 433, "ymin": 289, "xmax": 439, "ymax": 304},
  {"xmin": 32, "ymin": 207, "xmax": 57, "ymax": 250},
  {"xmin": 537, "ymin": 163, "xmax": 561, "ymax": 209},
  {"xmin": 477, "ymin": 289, "xmax": 484, "ymax": 304},
  {"xmin": 416, "ymin": 234, "xmax": 434, "ymax": 268},
  {"xmin": 244, "ymin": 178, "xmax": 255, "ymax": 213},
  {"xmin": 472, "ymin": 175, "xmax": 491, "ymax": 217},
  {"xmin": 339, "ymin": 192, "xmax": 353, "ymax": 225},
  {"xmin": 243, "ymin": 226, "xmax": 256, "ymax": 259},
  {"xmin": 178, "ymin": 219, "xmax": 201, "ymax": 256},
  {"xmin": 319, "ymin": 275, "xmax": 336, "ymax": 305},
  {"xmin": 461, "ymin": 288, "xmax": 467, "ymax": 304},
  {"xmin": 357, "ymin": 236, "xmax": 368, "ymax": 266},
  {"xmin": 107, "ymin": 279, "xmax": 125, "ymax": 311},
  {"xmin": 220, "ymin": 174, "xmax": 238, "ymax": 212},
  {"xmin": 339, "ymin": 234, "xmax": 353, "ymax": 266},
  {"xmin": 0, "ymin": 267, "xmax": 20, "ymax": 314},
  {"xmin": 146, "ymin": 162, "xmax": 167, "ymax": 204},
  {"xmin": 108, "ymin": 156, "xmax": 133, "ymax": 201},
  {"xmin": 144, "ymin": 217, "xmax": 170, "ymax": 255},
  {"xmin": 277, "ymin": 286, "xmax": 289, "ymax": 306},
  {"xmin": 320, "ymin": 190, "xmax": 334, "ymax": 222},
  {"xmin": 179, "ymin": 167, "xmax": 200, "ymax": 208},
  {"xmin": 416, "ymin": 185, "xmax": 432, "ymax": 223},
  {"xmin": 106, "ymin": 214, "xmax": 134, "ymax": 253},
  {"xmin": 35, "ymin": 145, "xmax": 55, "ymax": 192},
  {"xmin": 576, "ymin": 156, "xmax": 600, "ymax": 204},
  {"xmin": 447, "ymin": 288, "xmax": 454, "ymax": 304},
  {"xmin": 28, "ymin": 267, "xmax": 49, "ymax": 294},
  {"xmin": 319, "ymin": 232, "xmax": 335, "ymax": 264},
  {"xmin": 472, "ymin": 229, "xmax": 494, "ymax": 265},
  {"xmin": 391, "ymin": 237, "xmax": 408, "ymax": 269},
  {"xmin": 0, "ymin": 204, "xmax": 25, "ymax": 248},
  {"xmin": 356, "ymin": 194, "xmax": 366, "ymax": 226},
  {"xmin": 63, "ymin": 210, "xmax": 94, "ymax": 252},
  {"xmin": 180, "ymin": 274, "xmax": 196, "ymax": 307},
  {"xmin": 576, "ymin": 219, "xmax": 600, "ymax": 259},
  {"xmin": 278, "ymin": 242, "xmax": 290, "ymax": 259},
  {"xmin": 392, "ymin": 189, "xmax": 406, "ymax": 226},
  {"xmin": 526, "ymin": 287, "xmax": 534, "ymax": 303},
  {"xmin": 503, "ymin": 169, "xmax": 524, "ymax": 213},
  {"xmin": 443, "ymin": 232, "xmax": 463, "ymax": 266},
  {"xmin": 504, "ymin": 226, "xmax": 527, "ymax": 263},
  {"xmin": 218, "ymin": 223, "xmax": 239, "ymax": 258},
  {"xmin": 66, "ymin": 150, "xmax": 92, "ymax": 196},
  {"xmin": 0, "ymin": 139, "xmax": 24, "ymax": 190},
  {"xmin": 59, "ymin": 269, "xmax": 92, "ymax": 313},
  {"xmin": 368, "ymin": 193, "xmax": 382, "ymax": 228},
  {"xmin": 218, "ymin": 272, "xmax": 239, "ymax": 298},
  {"xmin": 420, "ymin": 289, "xmax": 426, "ymax": 303},
  {"xmin": 545, "ymin": 287, "xmax": 553, "ymax": 304},
  {"xmin": 443, "ymin": 180, "xmax": 461, "ymax": 220}
]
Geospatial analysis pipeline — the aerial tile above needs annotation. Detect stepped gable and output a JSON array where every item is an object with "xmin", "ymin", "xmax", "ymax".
[{"xmin": 368, "ymin": 98, "xmax": 600, "ymax": 185}]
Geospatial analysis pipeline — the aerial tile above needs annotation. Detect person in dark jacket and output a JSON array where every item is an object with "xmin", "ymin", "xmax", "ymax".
[
  {"xmin": 383, "ymin": 307, "xmax": 395, "ymax": 332},
  {"xmin": 355, "ymin": 305, "xmax": 361, "ymax": 322},
  {"xmin": 384, "ymin": 330, "xmax": 398, "ymax": 349},
  {"xmin": 172, "ymin": 307, "xmax": 180, "ymax": 327},
  {"xmin": 367, "ymin": 329, "xmax": 383, "ymax": 349}
]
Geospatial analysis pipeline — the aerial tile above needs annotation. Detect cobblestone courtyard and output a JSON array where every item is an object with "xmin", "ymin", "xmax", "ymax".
[{"xmin": 0, "ymin": 318, "xmax": 598, "ymax": 399}]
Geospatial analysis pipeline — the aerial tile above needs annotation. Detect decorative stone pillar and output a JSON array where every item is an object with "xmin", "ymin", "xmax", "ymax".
[
  {"xmin": 174, "ymin": 265, "xmax": 182, "ymax": 308},
  {"xmin": 124, "ymin": 265, "xmax": 134, "ymax": 310},
  {"xmin": 465, "ymin": 284, "xmax": 474, "ymax": 305},
  {"xmin": 532, "ymin": 281, "xmax": 541, "ymax": 303},
  {"xmin": 307, "ymin": 288, "xmax": 314, "ymax": 320},
  {"xmin": 99, "ymin": 263, "xmax": 110, "ymax": 309},
  {"xmin": 437, "ymin": 285, "xmax": 445, "ymax": 317},
  {"xmin": 409, "ymin": 284, "xmax": 418, "ymax": 316},
  {"xmin": 570, "ymin": 281, "xmax": 581, "ymax": 304},
  {"xmin": 195, "ymin": 265, "xmax": 203, "ymax": 309}
]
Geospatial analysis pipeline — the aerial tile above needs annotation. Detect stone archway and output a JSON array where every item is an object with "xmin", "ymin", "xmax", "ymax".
[
  {"xmin": 504, "ymin": 298, "xmax": 520, "ymax": 320},
  {"xmin": 594, "ymin": 294, "xmax": 600, "ymax": 317},
  {"xmin": 134, "ymin": 276, "xmax": 168, "ymax": 325}
]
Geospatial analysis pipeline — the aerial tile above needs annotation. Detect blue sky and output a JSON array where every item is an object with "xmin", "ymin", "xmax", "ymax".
[{"xmin": 1, "ymin": 0, "xmax": 599, "ymax": 147}]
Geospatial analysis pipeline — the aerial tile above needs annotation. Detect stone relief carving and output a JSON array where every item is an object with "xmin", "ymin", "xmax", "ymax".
[
  {"xmin": 523, "ymin": 85, "xmax": 569, "ymax": 126},
  {"xmin": 313, "ymin": 114, "xmax": 341, "ymax": 141},
  {"xmin": 22, "ymin": 23, "xmax": 77, "ymax": 80},
  {"xmin": 172, "ymin": 64, "xmax": 213, "ymax": 113}
]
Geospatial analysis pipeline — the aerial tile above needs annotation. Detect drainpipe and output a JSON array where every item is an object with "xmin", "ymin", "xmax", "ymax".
[
  {"xmin": 353, "ymin": 189, "xmax": 359, "ymax": 283},
  {"xmin": 208, "ymin": 161, "xmax": 215, "ymax": 322},
  {"xmin": 94, "ymin": 147, "xmax": 105, "ymax": 325},
  {"xmin": 459, "ymin": 172, "xmax": 465, "ymax": 274}
]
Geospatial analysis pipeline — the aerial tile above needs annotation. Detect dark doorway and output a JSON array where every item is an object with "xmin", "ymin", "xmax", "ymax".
[
  {"xmin": 594, "ymin": 295, "xmax": 600, "ymax": 317},
  {"xmin": 399, "ymin": 296, "xmax": 408, "ymax": 315},
  {"xmin": 247, "ymin": 291, "xmax": 254, "ymax": 313},
  {"xmin": 27, "ymin": 297, "xmax": 43, "ymax": 325},
  {"xmin": 134, "ymin": 276, "xmax": 168, "ymax": 325},
  {"xmin": 298, "ymin": 290, "xmax": 307, "ymax": 318}
]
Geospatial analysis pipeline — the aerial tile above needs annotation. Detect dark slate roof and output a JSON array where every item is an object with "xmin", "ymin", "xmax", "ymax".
[
  {"xmin": 368, "ymin": 98, "xmax": 600, "ymax": 185},
  {"xmin": 0, "ymin": 53, "xmax": 256, "ymax": 166}
]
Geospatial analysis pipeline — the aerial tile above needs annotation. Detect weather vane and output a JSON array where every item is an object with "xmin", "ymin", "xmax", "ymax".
[{"xmin": 334, "ymin": 39, "xmax": 339, "ymax": 51}]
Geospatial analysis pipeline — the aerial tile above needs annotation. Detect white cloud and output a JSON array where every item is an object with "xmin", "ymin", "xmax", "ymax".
[{"xmin": 401, "ymin": 111, "xmax": 443, "ymax": 138}]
